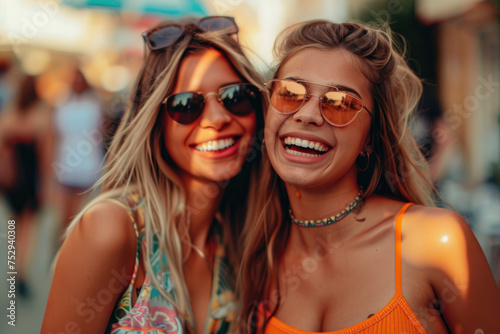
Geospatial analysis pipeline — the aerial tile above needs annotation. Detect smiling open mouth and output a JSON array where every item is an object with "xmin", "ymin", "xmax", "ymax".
[
  {"xmin": 282, "ymin": 136, "xmax": 330, "ymax": 157},
  {"xmin": 194, "ymin": 137, "xmax": 239, "ymax": 152}
]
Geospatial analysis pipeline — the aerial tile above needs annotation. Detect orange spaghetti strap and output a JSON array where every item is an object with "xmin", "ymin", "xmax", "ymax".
[{"xmin": 395, "ymin": 203, "xmax": 413, "ymax": 295}]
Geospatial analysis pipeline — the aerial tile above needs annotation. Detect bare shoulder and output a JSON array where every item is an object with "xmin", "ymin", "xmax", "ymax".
[
  {"xmin": 401, "ymin": 205, "xmax": 500, "ymax": 332},
  {"xmin": 400, "ymin": 205, "xmax": 474, "ymax": 264},
  {"xmin": 69, "ymin": 200, "xmax": 137, "ymax": 253},
  {"xmin": 404, "ymin": 205, "xmax": 469, "ymax": 233},
  {"xmin": 42, "ymin": 199, "xmax": 137, "ymax": 333},
  {"xmin": 58, "ymin": 198, "xmax": 138, "ymax": 282}
]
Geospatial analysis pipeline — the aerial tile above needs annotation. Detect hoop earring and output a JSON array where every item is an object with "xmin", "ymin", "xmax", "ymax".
[{"xmin": 356, "ymin": 151, "xmax": 370, "ymax": 172}]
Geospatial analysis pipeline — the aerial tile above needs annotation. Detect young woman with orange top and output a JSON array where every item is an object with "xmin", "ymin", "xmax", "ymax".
[{"xmin": 238, "ymin": 20, "xmax": 500, "ymax": 334}]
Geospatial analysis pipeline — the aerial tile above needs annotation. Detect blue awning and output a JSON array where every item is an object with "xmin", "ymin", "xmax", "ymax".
[{"xmin": 62, "ymin": 0, "xmax": 208, "ymax": 15}]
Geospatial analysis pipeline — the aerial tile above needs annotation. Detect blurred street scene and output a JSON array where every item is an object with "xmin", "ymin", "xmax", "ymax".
[{"xmin": 0, "ymin": 0, "xmax": 499, "ymax": 333}]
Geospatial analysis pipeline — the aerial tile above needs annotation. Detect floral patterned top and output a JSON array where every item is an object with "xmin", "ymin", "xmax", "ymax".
[{"xmin": 105, "ymin": 195, "xmax": 236, "ymax": 334}]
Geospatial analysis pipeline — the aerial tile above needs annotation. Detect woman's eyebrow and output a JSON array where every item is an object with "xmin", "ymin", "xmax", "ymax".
[
  {"xmin": 285, "ymin": 77, "xmax": 363, "ymax": 97},
  {"xmin": 334, "ymin": 84, "xmax": 362, "ymax": 98},
  {"xmin": 221, "ymin": 81, "xmax": 247, "ymax": 87}
]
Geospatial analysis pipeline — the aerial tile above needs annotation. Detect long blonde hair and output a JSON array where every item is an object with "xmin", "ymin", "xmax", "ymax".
[
  {"xmin": 65, "ymin": 22, "xmax": 265, "ymax": 328},
  {"xmin": 237, "ymin": 20, "xmax": 434, "ymax": 333}
]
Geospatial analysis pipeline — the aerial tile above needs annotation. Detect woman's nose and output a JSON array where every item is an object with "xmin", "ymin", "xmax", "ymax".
[
  {"xmin": 199, "ymin": 95, "xmax": 232, "ymax": 130},
  {"xmin": 292, "ymin": 94, "xmax": 324, "ymax": 126}
]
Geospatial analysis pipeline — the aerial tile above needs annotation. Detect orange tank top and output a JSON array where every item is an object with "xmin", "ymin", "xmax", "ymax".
[{"xmin": 263, "ymin": 203, "xmax": 427, "ymax": 334}]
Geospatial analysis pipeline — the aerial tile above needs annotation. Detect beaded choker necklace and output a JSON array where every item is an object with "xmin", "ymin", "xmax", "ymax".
[{"xmin": 290, "ymin": 190, "xmax": 363, "ymax": 227}]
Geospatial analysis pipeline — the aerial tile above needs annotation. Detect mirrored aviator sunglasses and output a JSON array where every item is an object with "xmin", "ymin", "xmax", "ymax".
[
  {"xmin": 265, "ymin": 79, "xmax": 372, "ymax": 127},
  {"xmin": 161, "ymin": 83, "xmax": 261, "ymax": 125},
  {"xmin": 142, "ymin": 16, "xmax": 239, "ymax": 51}
]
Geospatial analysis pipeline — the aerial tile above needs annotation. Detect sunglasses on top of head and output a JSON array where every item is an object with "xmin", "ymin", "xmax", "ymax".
[
  {"xmin": 161, "ymin": 83, "xmax": 262, "ymax": 125},
  {"xmin": 264, "ymin": 79, "xmax": 372, "ymax": 127},
  {"xmin": 142, "ymin": 16, "xmax": 239, "ymax": 51}
]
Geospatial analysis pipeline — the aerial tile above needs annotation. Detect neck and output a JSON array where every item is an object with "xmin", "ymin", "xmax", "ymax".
[
  {"xmin": 286, "ymin": 177, "xmax": 360, "ymax": 220},
  {"xmin": 284, "ymin": 180, "xmax": 362, "ymax": 252},
  {"xmin": 180, "ymin": 176, "xmax": 224, "ymax": 250}
]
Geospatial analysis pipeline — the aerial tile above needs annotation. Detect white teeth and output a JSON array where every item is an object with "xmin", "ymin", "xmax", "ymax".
[
  {"xmin": 285, "ymin": 147, "xmax": 321, "ymax": 157},
  {"xmin": 195, "ymin": 138, "xmax": 236, "ymax": 152},
  {"xmin": 283, "ymin": 136, "xmax": 329, "ymax": 152}
]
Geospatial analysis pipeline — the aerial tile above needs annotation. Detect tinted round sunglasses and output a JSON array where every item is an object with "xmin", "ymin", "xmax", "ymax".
[
  {"xmin": 161, "ymin": 83, "xmax": 261, "ymax": 125},
  {"xmin": 142, "ymin": 16, "xmax": 239, "ymax": 51},
  {"xmin": 265, "ymin": 79, "xmax": 372, "ymax": 127}
]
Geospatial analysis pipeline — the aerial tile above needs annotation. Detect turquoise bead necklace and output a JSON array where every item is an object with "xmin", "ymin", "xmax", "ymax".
[{"xmin": 290, "ymin": 190, "xmax": 363, "ymax": 227}]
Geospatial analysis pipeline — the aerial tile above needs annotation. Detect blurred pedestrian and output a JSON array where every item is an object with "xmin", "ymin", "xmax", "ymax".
[
  {"xmin": 51, "ymin": 68, "xmax": 105, "ymax": 232},
  {"xmin": 0, "ymin": 74, "xmax": 51, "ymax": 297},
  {"xmin": 0, "ymin": 57, "xmax": 12, "ymax": 111}
]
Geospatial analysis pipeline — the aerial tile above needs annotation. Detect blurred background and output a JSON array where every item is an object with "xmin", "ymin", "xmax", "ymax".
[{"xmin": 0, "ymin": 0, "xmax": 499, "ymax": 332}]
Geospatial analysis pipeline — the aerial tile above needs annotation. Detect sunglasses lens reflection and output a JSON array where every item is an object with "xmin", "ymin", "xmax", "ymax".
[
  {"xmin": 198, "ymin": 17, "xmax": 238, "ymax": 34},
  {"xmin": 322, "ymin": 92, "xmax": 362, "ymax": 125},
  {"xmin": 269, "ymin": 80, "xmax": 306, "ymax": 114},
  {"xmin": 148, "ymin": 25, "xmax": 183, "ymax": 50},
  {"xmin": 165, "ymin": 92, "xmax": 205, "ymax": 124},
  {"xmin": 221, "ymin": 84, "xmax": 260, "ymax": 116}
]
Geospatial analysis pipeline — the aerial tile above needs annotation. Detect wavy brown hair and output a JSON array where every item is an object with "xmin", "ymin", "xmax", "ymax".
[
  {"xmin": 65, "ymin": 21, "xmax": 265, "ymax": 329},
  {"xmin": 237, "ymin": 20, "xmax": 434, "ymax": 333}
]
